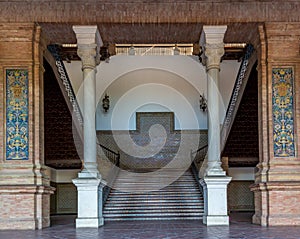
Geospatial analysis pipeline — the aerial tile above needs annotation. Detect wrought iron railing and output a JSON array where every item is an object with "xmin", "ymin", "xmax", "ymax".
[
  {"xmin": 191, "ymin": 144, "xmax": 208, "ymax": 170},
  {"xmin": 98, "ymin": 143, "xmax": 120, "ymax": 206},
  {"xmin": 98, "ymin": 143, "xmax": 120, "ymax": 167},
  {"xmin": 221, "ymin": 44, "xmax": 255, "ymax": 152},
  {"xmin": 47, "ymin": 44, "xmax": 83, "ymax": 126}
]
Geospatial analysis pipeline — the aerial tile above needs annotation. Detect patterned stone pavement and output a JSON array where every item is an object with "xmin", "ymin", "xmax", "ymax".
[{"xmin": 1, "ymin": 213, "xmax": 300, "ymax": 239}]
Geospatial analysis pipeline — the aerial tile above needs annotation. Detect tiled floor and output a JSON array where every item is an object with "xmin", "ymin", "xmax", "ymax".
[{"xmin": 1, "ymin": 213, "xmax": 300, "ymax": 239}]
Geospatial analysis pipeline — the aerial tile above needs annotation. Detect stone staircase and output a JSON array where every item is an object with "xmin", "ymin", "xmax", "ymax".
[{"xmin": 103, "ymin": 168, "xmax": 204, "ymax": 221}]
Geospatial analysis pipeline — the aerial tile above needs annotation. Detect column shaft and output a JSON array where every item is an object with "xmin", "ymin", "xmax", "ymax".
[
  {"xmin": 82, "ymin": 66, "xmax": 97, "ymax": 172},
  {"xmin": 203, "ymin": 43, "xmax": 226, "ymax": 176},
  {"xmin": 207, "ymin": 67, "xmax": 222, "ymax": 174},
  {"xmin": 75, "ymin": 43, "xmax": 100, "ymax": 177},
  {"xmin": 72, "ymin": 25, "xmax": 104, "ymax": 228}
]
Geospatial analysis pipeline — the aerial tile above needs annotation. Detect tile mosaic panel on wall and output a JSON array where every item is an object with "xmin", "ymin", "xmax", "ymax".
[
  {"xmin": 272, "ymin": 67, "xmax": 295, "ymax": 157},
  {"xmin": 5, "ymin": 69, "xmax": 29, "ymax": 160},
  {"xmin": 97, "ymin": 112, "xmax": 208, "ymax": 171}
]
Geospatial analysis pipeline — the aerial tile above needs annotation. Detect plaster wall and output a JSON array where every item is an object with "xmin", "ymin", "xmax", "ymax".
[
  {"xmin": 228, "ymin": 167, "xmax": 255, "ymax": 181},
  {"xmin": 64, "ymin": 56, "xmax": 240, "ymax": 130}
]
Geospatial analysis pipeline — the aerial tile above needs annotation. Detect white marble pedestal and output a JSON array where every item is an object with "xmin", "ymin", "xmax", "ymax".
[
  {"xmin": 200, "ymin": 176, "xmax": 232, "ymax": 226},
  {"xmin": 73, "ymin": 177, "xmax": 105, "ymax": 228}
]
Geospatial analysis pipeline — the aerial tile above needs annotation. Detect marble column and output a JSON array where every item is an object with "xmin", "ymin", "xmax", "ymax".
[
  {"xmin": 199, "ymin": 26, "xmax": 231, "ymax": 226},
  {"xmin": 72, "ymin": 25, "xmax": 105, "ymax": 228}
]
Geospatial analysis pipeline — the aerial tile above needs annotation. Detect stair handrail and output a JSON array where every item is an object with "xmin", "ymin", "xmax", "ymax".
[
  {"xmin": 98, "ymin": 143, "xmax": 120, "ymax": 167},
  {"xmin": 47, "ymin": 44, "xmax": 83, "ymax": 126},
  {"xmin": 191, "ymin": 144, "xmax": 208, "ymax": 170},
  {"xmin": 220, "ymin": 44, "xmax": 256, "ymax": 152}
]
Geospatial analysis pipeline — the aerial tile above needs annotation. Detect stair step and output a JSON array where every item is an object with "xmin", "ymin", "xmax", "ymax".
[
  {"xmin": 105, "ymin": 207, "xmax": 204, "ymax": 212},
  {"xmin": 106, "ymin": 198, "xmax": 202, "ymax": 202},
  {"xmin": 106, "ymin": 199, "xmax": 203, "ymax": 203},
  {"xmin": 104, "ymin": 212, "xmax": 204, "ymax": 215},
  {"xmin": 106, "ymin": 193, "xmax": 202, "ymax": 198},
  {"xmin": 115, "ymin": 178, "xmax": 196, "ymax": 182},
  {"xmin": 112, "ymin": 187, "xmax": 199, "ymax": 192},
  {"xmin": 104, "ymin": 212, "xmax": 204, "ymax": 217},
  {"xmin": 104, "ymin": 217, "xmax": 203, "ymax": 221},
  {"xmin": 113, "ymin": 181, "xmax": 197, "ymax": 184},
  {"xmin": 108, "ymin": 192, "xmax": 202, "ymax": 197},
  {"xmin": 107, "ymin": 192, "xmax": 202, "ymax": 200},
  {"xmin": 104, "ymin": 205, "xmax": 203, "ymax": 210},
  {"xmin": 103, "ymin": 168, "xmax": 204, "ymax": 221},
  {"xmin": 105, "ymin": 201, "xmax": 204, "ymax": 205}
]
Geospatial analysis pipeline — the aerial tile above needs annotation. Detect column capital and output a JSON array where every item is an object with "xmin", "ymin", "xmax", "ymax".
[
  {"xmin": 203, "ymin": 43, "xmax": 225, "ymax": 70},
  {"xmin": 77, "ymin": 44, "xmax": 99, "ymax": 70},
  {"xmin": 200, "ymin": 25, "xmax": 227, "ymax": 70},
  {"xmin": 73, "ymin": 25, "xmax": 103, "ymax": 69}
]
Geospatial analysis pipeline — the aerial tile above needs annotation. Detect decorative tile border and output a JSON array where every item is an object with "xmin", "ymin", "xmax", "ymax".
[
  {"xmin": 272, "ymin": 67, "xmax": 295, "ymax": 157},
  {"xmin": 5, "ymin": 69, "xmax": 29, "ymax": 160}
]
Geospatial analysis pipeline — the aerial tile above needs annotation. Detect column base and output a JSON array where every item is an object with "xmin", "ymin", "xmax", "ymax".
[
  {"xmin": 206, "ymin": 161, "xmax": 226, "ymax": 176},
  {"xmin": 78, "ymin": 171, "xmax": 100, "ymax": 179},
  {"xmin": 73, "ymin": 175, "xmax": 105, "ymax": 228},
  {"xmin": 76, "ymin": 217, "xmax": 104, "ymax": 228},
  {"xmin": 200, "ymin": 160, "xmax": 226, "ymax": 178},
  {"xmin": 203, "ymin": 215, "xmax": 229, "ymax": 226},
  {"xmin": 78, "ymin": 166, "xmax": 101, "ymax": 179},
  {"xmin": 200, "ymin": 176, "xmax": 231, "ymax": 226}
]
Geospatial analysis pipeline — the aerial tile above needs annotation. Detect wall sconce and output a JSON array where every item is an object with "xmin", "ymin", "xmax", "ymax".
[
  {"xmin": 199, "ymin": 94, "xmax": 207, "ymax": 112},
  {"xmin": 102, "ymin": 93, "xmax": 110, "ymax": 112}
]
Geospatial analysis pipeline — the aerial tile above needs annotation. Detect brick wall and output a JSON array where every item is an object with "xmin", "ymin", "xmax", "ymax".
[
  {"xmin": 0, "ymin": 23, "xmax": 54, "ymax": 230},
  {"xmin": 251, "ymin": 22, "xmax": 300, "ymax": 226}
]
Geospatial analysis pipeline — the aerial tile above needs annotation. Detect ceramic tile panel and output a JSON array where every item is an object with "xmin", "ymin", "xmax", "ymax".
[
  {"xmin": 272, "ymin": 67, "xmax": 295, "ymax": 157},
  {"xmin": 5, "ymin": 69, "xmax": 29, "ymax": 160}
]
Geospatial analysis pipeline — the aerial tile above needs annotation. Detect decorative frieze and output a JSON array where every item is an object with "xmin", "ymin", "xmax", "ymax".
[
  {"xmin": 272, "ymin": 67, "xmax": 295, "ymax": 157},
  {"xmin": 5, "ymin": 69, "xmax": 29, "ymax": 160}
]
